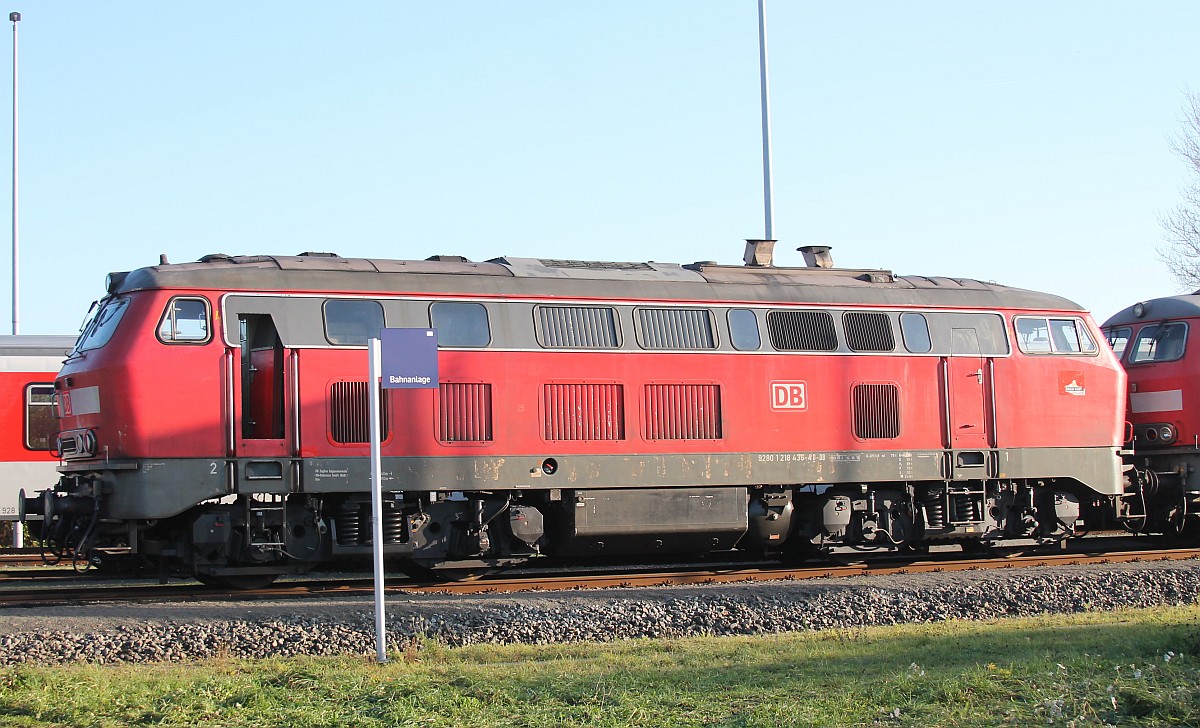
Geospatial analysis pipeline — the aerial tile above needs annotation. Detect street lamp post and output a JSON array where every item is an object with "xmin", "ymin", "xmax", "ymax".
[
  {"xmin": 9, "ymin": 10, "xmax": 18, "ymax": 549},
  {"xmin": 9, "ymin": 10, "xmax": 17, "ymax": 339}
]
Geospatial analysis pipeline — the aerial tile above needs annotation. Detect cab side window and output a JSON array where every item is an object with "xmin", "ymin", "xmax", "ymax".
[
  {"xmin": 157, "ymin": 297, "xmax": 211, "ymax": 343},
  {"xmin": 1015, "ymin": 316, "xmax": 1097, "ymax": 355}
]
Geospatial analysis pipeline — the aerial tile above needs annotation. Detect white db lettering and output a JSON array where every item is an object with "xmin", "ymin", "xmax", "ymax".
[{"xmin": 770, "ymin": 381, "xmax": 807, "ymax": 411}]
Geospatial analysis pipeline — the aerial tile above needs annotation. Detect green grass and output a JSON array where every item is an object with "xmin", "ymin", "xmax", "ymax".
[{"xmin": 2, "ymin": 605, "xmax": 1199, "ymax": 727}]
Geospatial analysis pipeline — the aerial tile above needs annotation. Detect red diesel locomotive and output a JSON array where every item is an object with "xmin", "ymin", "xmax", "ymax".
[
  {"xmin": 1104, "ymin": 296, "xmax": 1200, "ymax": 534},
  {"xmin": 20, "ymin": 247, "xmax": 1158, "ymax": 584}
]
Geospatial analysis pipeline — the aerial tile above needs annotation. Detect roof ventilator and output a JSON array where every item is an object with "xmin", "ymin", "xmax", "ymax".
[
  {"xmin": 798, "ymin": 245, "xmax": 834, "ymax": 268},
  {"xmin": 743, "ymin": 239, "xmax": 776, "ymax": 267}
]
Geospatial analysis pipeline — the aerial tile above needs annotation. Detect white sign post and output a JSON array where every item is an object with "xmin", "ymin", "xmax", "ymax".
[
  {"xmin": 367, "ymin": 337, "xmax": 387, "ymax": 663},
  {"xmin": 368, "ymin": 328, "xmax": 439, "ymax": 664}
]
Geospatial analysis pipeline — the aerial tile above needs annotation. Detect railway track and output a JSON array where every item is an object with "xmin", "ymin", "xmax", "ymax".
[
  {"xmin": 2, "ymin": 541, "xmax": 1197, "ymax": 609},
  {"xmin": 0, "ymin": 548, "xmax": 47, "ymax": 567}
]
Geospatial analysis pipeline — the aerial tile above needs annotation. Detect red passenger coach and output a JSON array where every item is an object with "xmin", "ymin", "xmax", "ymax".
[
  {"xmin": 23, "ymin": 250, "xmax": 1142, "ymax": 584},
  {"xmin": 0, "ymin": 336, "xmax": 73, "ymax": 539}
]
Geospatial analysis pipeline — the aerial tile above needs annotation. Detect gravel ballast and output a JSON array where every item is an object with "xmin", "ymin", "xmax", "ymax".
[{"xmin": 1, "ymin": 560, "xmax": 1198, "ymax": 665}]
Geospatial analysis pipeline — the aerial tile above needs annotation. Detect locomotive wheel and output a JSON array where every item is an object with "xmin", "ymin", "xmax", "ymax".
[
  {"xmin": 1165, "ymin": 517, "xmax": 1200, "ymax": 546},
  {"xmin": 194, "ymin": 571, "xmax": 280, "ymax": 590}
]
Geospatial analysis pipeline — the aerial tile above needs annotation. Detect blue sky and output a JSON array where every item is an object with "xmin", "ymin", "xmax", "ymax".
[{"xmin": 4, "ymin": 1, "xmax": 1198, "ymax": 334}]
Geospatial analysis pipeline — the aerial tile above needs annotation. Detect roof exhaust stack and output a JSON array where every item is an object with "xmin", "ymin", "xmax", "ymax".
[
  {"xmin": 743, "ymin": 239, "xmax": 776, "ymax": 267},
  {"xmin": 798, "ymin": 245, "xmax": 833, "ymax": 269}
]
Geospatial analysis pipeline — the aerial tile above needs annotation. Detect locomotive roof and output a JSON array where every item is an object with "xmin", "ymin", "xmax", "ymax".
[
  {"xmin": 112, "ymin": 252, "xmax": 1086, "ymax": 312},
  {"xmin": 1103, "ymin": 293, "xmax": 1200, "ymax": 327}
]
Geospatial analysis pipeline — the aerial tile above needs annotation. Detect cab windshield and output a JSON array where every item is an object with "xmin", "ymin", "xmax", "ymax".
[{"xmin": 71, "ymin": 296, "xmax": 130, "ymax": 354}]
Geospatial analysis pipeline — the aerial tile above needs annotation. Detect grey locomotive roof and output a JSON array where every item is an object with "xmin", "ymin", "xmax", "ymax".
[
  {"xmin": 0, "ymin": 334, "xmax": 78, "ymax": 356},
  {"xmin": 113, "ymin": 252, "xmax": 1086, "ymax": 312},
  {"xmin": 1104, "ymin": 293, "xmax": 1200, "ymax": 327}
]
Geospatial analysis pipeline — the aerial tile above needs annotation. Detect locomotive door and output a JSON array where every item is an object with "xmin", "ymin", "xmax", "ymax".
[
  {"xmin": 947, "ymin": 328, "xmax": 992, "ymax": 450},
  {"xmin": 234, "ymin": 313, "xmax": 291, "ymax": 457}
]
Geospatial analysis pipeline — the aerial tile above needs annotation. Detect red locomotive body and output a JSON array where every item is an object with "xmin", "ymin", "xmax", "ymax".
[
  {"xmin": 1104, "ymin": 296, "xmax": 1200, "ymax": 533},
  {"xmin": 0, "ymin": 336, "xmax": 73, "ymax": 541},
  {"xmin": 25, "ymin": 252, "xmax": 1143, "ymax": 583}
]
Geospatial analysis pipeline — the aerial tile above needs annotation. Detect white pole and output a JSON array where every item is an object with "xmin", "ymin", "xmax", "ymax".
[
  {"xmin": 368, "ymin": 337, "xmax": 388, "ymax": 663},
  {"xmin": 9, "ymin": 10, "xmax": 18, "ymax": 550},
  {"xmin": 757, "ymin": 0, "xmax": 775, "ymax": 241},
  {"xmin": 9, "ymin": 11, "xmax": 17, "ymax": 337}
]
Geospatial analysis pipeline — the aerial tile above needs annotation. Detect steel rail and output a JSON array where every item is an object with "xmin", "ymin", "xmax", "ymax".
[{"xmin": 1, "ymin": 546, "xmax": 1197, "ymax": 609}]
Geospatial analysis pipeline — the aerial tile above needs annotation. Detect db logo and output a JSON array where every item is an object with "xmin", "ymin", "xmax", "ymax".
[{"xmin": 770, "ymin": 381, "xmax": 808, "ymax": 410}]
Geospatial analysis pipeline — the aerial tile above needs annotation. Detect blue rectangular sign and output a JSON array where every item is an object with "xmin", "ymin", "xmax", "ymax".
[{"xmin": 380, "ymin": 328, "xmax": 439, "ymax": 389}]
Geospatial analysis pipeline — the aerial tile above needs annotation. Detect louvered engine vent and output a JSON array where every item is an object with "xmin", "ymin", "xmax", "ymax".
[
  {"xmin": 852, "ymin": 383, "xmax": 900, "ymax": 439},
  {"xmin": 543, "ymin": 383, "xmax": 625, "ymax": 441},
  {"xmin": 439, "ymin": 382, "xmax": 493, "ymax": 442},
  {"xmin": 643, "ymin": 384, "xmax": 722, "ymax": 440},
  {"xmin": 330, "ymin": 381, "xmax": 388, "ymax": 444}
]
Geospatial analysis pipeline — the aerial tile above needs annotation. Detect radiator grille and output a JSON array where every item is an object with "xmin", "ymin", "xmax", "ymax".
[
  {"xmin": 537, "ymin": 306, "xmax": 619, "ymax": 348},
  {"xmin": 853, "ymin": 383, "xmax": 900, "ymax": 439},
  {"xmin": 438, "ymin": 382, "xmax": 493, "ymax": 442},
  {"xmin": 636, "ymin": 308, "xmax": 716, "ymax": 349},
  {"xmin": 843, "ymin": 311, "xmax": 896, "ymax": 352},
  {"xmin": 543, "ymin": 383, "xmax": 625, "ymax": 440},
  {"xmin": 643, "ymin": 384, "xmax": 722, "ymax": 440},
  {"xmin": 766, "ymin": 310, "xmax": 838, "ymax": 351},
  {"xmin": 330, "ymin": 381, "xmax": 389, "ymax": 444}
]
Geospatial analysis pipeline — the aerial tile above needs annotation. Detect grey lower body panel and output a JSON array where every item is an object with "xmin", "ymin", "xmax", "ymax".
[{"xmin": 73, "ymin": 446, "xmax": 1123, "ymax": 521}]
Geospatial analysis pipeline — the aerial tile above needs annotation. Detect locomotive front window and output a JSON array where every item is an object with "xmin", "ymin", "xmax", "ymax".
[
  {"xmin": 430, "ymin": 302, "xmax": 491, "ymax": 347},
  {"xmin": 1128, "ymin": 322, "xmax": 1188, "ymax": 364},
  {"xmin": 1015, "ymin": 316, "xmax": 1098, "ymax": 355},
  {"xmin": 157, "ymin": 297, "xmax": 210, "ymax": 343},
  {"xmin": 24, "ymin": 384, "xmax": 55, "ymax": 451},
  {"xmin": 1104, "ymin": 327, "xmax": 1132, "ymax": 359},
  {"xmin": 728, "ymin": 309, "xmax": 761, "ymax": 351},
  {"xmin": 324, "ymin": 299, "xmax": 384, "ymax": 346},
  {"xmin": 74, "ymin": 296, "xmax": 130, "ymax": 352}
]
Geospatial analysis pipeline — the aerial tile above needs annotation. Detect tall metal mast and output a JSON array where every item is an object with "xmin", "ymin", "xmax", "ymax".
[
  {"xmin": 757, "ymin": 0, "xmax": 774, "ymax": 242},
  {"xmin": 9, "ymin": 11, "xmax": 18, "ymax": 336}
]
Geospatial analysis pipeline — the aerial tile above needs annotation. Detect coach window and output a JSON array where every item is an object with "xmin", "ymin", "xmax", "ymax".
[
  {"xmin": 1103, "ymin": 326, "xmax": 1131, "ymax": 359},
  {"xmin": 1128, "ymin": 322, "xmax": 1188, "ymax": 364},
  {"xmin": 157, "ymin": 297, "xmax": 211, "ymax": 343},
  {"xmin": 899, "ymin": 313, "xmax": 932, "ymax": 353},
  {"xmin": 25, "ymin": 384, "xmax": 55, "ymax": 450},
  {"xmin": 324, "ymin": 299, "xmax": 384, "ymax": 346},
  {"xmin": 74, "ymin": 296, "xmax": 130, "ymax": 352},
  {"xmin": 430, "ymin": 302, "xmax": 491, "ymax": 347},
  {"xmin": 728, "ymin": 309, "xmax": 761, "ymax": 351}
]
